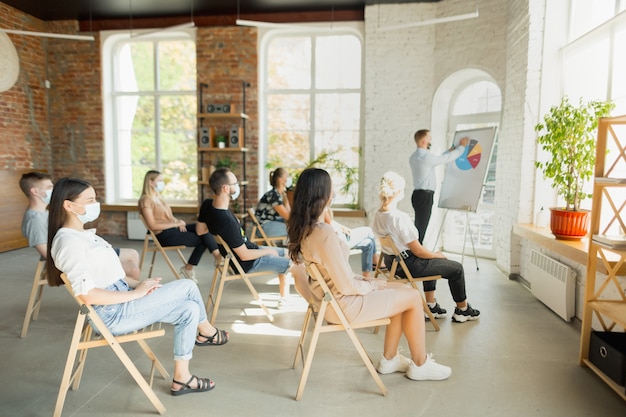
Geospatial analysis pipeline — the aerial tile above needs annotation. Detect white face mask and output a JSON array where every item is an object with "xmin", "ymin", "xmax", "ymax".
[
  {"xmin": 40, "ymin": 189, "xmax": 53, "ymax": 205},
  {"xmin": 155, "ymin": 181, "xmax": 165, "ymax": 193},
  {"xmin": 72, "ymin": 202, "xmax": 101, "ymax": 224},
  {"xmin": 230, "ymin": 183, "xmax": 240, "ymax": 200},
  {"xmin": 285, "ymin": 177, "xmax": 293, "ymax": 189}
]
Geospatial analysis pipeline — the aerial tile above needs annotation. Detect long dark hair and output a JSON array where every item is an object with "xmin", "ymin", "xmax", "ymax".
[
  {"xmin": 46, "ymin": 178, "xmax": 92, "ymax": 286},
  {"xmin": 287, "ymin": 168, "xmax": 332, "ymax": 262}
]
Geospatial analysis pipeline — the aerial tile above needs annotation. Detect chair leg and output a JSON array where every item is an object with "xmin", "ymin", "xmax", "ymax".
[
  {"xmin": 240, "ymin": 275, "xmax": 274, "ymax": 323},
  {"xmin": 53, "ymin": 312, "xmax": 88, "ymax": 417},
  {"xmin": 292, "ymin": 305, "xmax": 314, "ymax": 369},
  {"xmin": 160, "ymin": 247, "xmax": 182, "ymax": 280},
  {"xmin": 20, "ymin": 260, "xmax": 47, "ymax": 338},
  {"xmin": 209, "ymin": 274, "xmax": 227, "ymax": 325},
  {"xmin": 136, "ymin": 339, "xmax": 170, "ymax": 386},
  {"xmin": 409, "ymin": 282, "xmax": 440, "ymax": 331},
  {"xmin": 295, "ymin": 302, "xmax": 328, "ymax": 401}
]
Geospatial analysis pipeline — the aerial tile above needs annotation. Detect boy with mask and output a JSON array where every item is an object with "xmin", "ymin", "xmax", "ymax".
[
  {"xmin": 197, "ymin": 168, "xmax": 292, "ymax": 304},
  {"xmin": 20, "ymin": 172, "xmax": 141, "ymax": 279}
]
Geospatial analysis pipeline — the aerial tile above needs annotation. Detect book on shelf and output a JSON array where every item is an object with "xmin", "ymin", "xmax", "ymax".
[{"xmin": 592, "ymin": 234, "xmax": 626, "ymax": 248}]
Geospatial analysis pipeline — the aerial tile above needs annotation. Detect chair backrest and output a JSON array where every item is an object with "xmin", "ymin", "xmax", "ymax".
[
  {"xmin": 138, "ymin": 213, "xmax": 186, "ymax": 279},
  {"xmin": 246, "ymin": 207, "xmax": 285, "ymax": 246},
  {"xmin": 54, "ymin": 273, "xmax": 167, "ymax": 417}
]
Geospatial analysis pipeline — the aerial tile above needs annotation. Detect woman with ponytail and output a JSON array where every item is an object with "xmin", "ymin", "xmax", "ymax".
[{"xmin": 254, "ymin": 167, "xmax": 291, "ymax": 238}]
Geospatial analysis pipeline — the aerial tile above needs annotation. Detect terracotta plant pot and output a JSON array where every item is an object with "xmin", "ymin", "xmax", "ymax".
[{"xmin": 549, "ymin": 207, "xmax": 590, "ymax": 240}]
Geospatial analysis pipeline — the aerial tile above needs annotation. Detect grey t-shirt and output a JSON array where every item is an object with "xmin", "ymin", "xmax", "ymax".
[{"xmin": 21, "ymin": 209, "xmax": 48, "ymax": 247}]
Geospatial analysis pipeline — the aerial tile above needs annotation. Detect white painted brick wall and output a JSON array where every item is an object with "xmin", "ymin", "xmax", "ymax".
[{"xmin": 363, "ymin": 0, "xmax": 540, "ymax": 276}]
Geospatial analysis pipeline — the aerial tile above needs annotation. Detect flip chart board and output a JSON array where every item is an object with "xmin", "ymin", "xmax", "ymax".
[{"xmin": 438, "ymin": 127, "xmax": 497, "ymax": 212}]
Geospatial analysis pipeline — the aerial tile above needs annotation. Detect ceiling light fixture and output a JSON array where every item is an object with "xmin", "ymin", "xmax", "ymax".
[
  {"xmin": 0, "ymin": 28, "xmax": 95, "ymax": 41},
  {"xmin": 235, "ymin": 19, "xmax": 312, "ymax": 30},
  {"xmin": 377, "ymin": 10, "xmax": 479, "ymax": 32}
]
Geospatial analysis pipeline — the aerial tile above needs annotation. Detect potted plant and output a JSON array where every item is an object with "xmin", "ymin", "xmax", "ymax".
[
  {"xmin": 282, "ymin": 147, "xmax": 360, "ymax": 208},
  {"xmin": 534, "ymin": 96, "xmax": 614, "ymax": 239},
  {"xmin": 215, "ymin": 135, "xmax": 227, "ymax": 148}
]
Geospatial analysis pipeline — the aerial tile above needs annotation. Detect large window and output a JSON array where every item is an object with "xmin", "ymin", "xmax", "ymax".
[
  {"xmin": 442, "ymin": 80, "xmax": 501, "ymax": 259},
  {"xmin": 103, "ymin": 31, "xmax": 197, "ymax": 203},
  {"xmin": 261, "ymin": 29, "xmax": 363, "ymax": 207}
]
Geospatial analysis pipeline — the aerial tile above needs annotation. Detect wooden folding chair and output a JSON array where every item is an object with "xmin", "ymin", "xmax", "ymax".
[
  {"xmin": 54, "ymin": 273, "xmax": 168, "ymax": 417},
  {"xmin": 375, "ymin": 235, "xmax": 442, "ymax": 331},
  {"xmin": 138, "ymin": 214, "xmax": 187, "ymax": 279},
  {"xmin": 293, "ymin": 262, "xmax": 390, "ymax": 401},
  {"xmin": 247, "ymin": 207, "xmax": 286, "ymax": 247},
  {"xmin": 206, "ymin": 235, "xmax": 275, "ymax": 325},
  {"xmin": 20, "ymin": 258, "xmax": 47, "ymax": 337}
]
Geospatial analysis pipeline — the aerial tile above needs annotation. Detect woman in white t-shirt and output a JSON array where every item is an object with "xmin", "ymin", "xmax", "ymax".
[
  {"xmin": 371, "ymin": 171, "xmax": 480, "ymax": 323},
  {"xmin": 47, "ymin": 178, "xmax": 229, "ymax": 396}
]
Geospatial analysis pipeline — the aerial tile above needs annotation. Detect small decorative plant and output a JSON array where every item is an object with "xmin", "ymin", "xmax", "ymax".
[{"xmin": 534, "ymin": 96, "xmax": 614, "ymax": 211}]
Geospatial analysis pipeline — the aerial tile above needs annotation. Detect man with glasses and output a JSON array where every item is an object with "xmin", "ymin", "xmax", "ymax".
[{"xmin": 198, "ymin": 168, "xmax": 292, "ymax": 306}]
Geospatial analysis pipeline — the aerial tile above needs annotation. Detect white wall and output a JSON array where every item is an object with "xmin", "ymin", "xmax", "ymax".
[{"xmin": 362, "ymin": 0, "xmax": 537, "ymax": 275}]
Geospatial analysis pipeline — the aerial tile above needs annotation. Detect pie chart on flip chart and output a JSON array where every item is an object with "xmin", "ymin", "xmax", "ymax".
[{"xmin": 455, "ymin": 139, "xmax": 482, "ymax": 171}]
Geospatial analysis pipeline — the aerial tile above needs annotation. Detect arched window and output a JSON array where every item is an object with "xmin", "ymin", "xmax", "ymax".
[
  {"xmin": 102, "ymin": 31, "xmax": 197, "ymax": 203},
  {"xmin": 433, "ymin": 75, "xmax": 501, "ymax": 259},
  {"xmin": 260, "ymin": 27, "xmax": 363, "ymax": 207}
]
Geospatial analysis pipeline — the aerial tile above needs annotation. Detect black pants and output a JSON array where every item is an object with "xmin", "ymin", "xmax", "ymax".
[
  {"xmin": 383, "ymin": 253, "xmax": 467, "ymax": 303},
  {"xmin": 411, "ymin": 189, "xmax": 434, "ymax": 244},
  {"xmin": 155, "ymin": 223, "xmax": 218, "ymax": 266}
]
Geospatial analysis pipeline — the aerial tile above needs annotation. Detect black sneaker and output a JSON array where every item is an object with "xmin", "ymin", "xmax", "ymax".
[
  {"xmin": 452, "ymin": 303, "xmax": 480, "ymax": 323},
  {"xmin": 425, "ymin": 302, "xmax": 447, "ymax": 319}
]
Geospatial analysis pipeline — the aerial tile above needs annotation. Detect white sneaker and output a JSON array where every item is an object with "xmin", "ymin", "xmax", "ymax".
[
  {"xmin": 406, "ymin": 354, "xmax": 451, "ymax": 381},
  {"xmin": 179, "ymin": 266, "xmax": 198, "ymax": 283},
  {"xmin": 376, "ymin": 351, "xmax": 411, "ymax": 374}
]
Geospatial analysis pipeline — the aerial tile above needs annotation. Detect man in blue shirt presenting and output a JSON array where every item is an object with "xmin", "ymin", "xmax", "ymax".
[{"xmin": 409, "ymin": 129, "xmax": 468, "ymax": 244}]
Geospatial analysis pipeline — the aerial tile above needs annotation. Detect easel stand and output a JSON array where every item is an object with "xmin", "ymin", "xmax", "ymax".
[{"xmin": 432, "ymin": 207, "xmax": 479, "ymax": 270}]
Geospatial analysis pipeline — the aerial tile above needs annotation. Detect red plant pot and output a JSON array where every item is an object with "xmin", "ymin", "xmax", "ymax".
[{"xmin": 549, "ymin": 207, "xmax": 590, "ymax": 240}]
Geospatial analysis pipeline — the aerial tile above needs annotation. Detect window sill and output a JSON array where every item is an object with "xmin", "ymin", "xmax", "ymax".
[
  {"xmin": 512, "ymin": 223, "xmax": 626, "ymax": 275},
  {"xmin": 102, "ymin": 203, "xmax": 198, "ymax": 214},
  {"xmin": 332, "ymin": 208, "xmax": 366, "ymax": 218}
]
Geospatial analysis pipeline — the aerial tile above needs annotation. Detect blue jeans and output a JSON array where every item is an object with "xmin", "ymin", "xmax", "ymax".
[
  {"xmin": 93, "ymin": 279, "xmax": 206, "ymax": 361},
  {"xmin": 383, "ymin": 253, "xmax": 467, "ymax": 303},
  {"xmin": 248, "ymin": 246, "xmax": 290, "ymax": 274},
  {"xmin": 339, "ymin": 226, "xmax": 376, "ymax": 272},
  {"xmin": 156, "ymin": 223, "xmax": 218, "ymax": 266},
  {"xmin": 260, "ymin": 220, "xmax": 287, "ymax": 237}
]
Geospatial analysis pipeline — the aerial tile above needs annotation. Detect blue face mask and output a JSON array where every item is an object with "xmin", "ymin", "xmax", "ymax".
[
  {"xmin": 230, "ymin": 183, "xmax": 240, "ymax": 200},
  {"xmin": 40, "ymin": 189, "xmax": 53, "ymax": 205},
  {"xmin": 72, "ymin": 202, "xmax": 101, "ymax": 224}
]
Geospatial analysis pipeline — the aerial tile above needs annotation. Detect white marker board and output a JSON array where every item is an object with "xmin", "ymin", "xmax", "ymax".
[{"xmin": 438, "ymin": 127, "xmax": 497, "ymax": 212}]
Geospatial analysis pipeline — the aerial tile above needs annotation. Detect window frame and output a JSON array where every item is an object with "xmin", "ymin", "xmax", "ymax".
[
  {"xmin": 101, "ymin": 29, "xmax": 197, "ymax": 205},
  {"xmin": 258, "ymin": 24, "xmax": 365, "ymax": 207}
]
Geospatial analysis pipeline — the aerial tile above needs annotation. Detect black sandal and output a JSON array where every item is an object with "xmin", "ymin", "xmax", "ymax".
[
  {"xmin": 195, "ymin": 328, "xmax": 229, "ymax": 346},
  {"xmin": 170, "ymin": 375, "xmax": 215, "ymax": 396}
]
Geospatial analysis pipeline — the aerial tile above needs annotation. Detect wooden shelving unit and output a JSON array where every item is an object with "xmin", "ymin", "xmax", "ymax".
[{"xmin": 579, "ymin": 114, "xmax": 626, "ymax": 401}]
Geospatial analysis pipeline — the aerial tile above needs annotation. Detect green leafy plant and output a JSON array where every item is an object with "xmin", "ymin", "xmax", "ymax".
[
  {"xmin": 534, "ymin": 96, "xmax": 614, "ymax": 211},
  {"xmin": 215, "ymin": 155, "xmax": 238, "ymax": 171},
  {"xmin": 287, "ymin": 147, "xmax": 360, "ymax": 207}
]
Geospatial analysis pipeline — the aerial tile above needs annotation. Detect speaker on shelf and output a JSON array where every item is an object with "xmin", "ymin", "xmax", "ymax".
[
  {"xmin": 229, "ymin": 125, "xmax": 242, "ymax": 148},
  {"xmin": 206, "ymin": 103, "xmax": 233, "ymax": 113},
  {"xmin": 198, "ymin": 127, "xmax": 210, "ymax": 147}
]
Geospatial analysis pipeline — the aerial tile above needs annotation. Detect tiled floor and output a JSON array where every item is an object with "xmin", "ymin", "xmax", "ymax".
[{"xmin": 1, "ymin": 236, "xmax": 625, "ymax": 417}]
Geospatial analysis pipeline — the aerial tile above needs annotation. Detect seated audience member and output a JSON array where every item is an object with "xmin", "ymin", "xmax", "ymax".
[
  {"xmin": 138, "ymin": 170, "xmax": 220, "ymax": 282},
  {"xmin": 371, "ymin": 171, "xmax": 480, "ymax": 323},
  {"xmin": 287, "ymin": 168, "xmax": 451, "ymax": 380},
  {"xmin": 47, "ymin": 178, "xmax": 228, "ymax": 396},
  {"xmin": 254, "ymin": 167, "xmax": 291, "ymax": 238},
  {"xmin": 198, "ymin": 168, "xmax": 292, "ymax": 304},
  {"xmin": 19, "ymin": 172, "xmax": 140, "ymax": 279},
  {"xmin": 323, "ymin": 207, "xmax": 379, "ymax": 277}
]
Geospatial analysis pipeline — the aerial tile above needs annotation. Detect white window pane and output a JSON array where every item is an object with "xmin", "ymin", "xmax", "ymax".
[
  {"xmin": 570, "ymin": 0, "xmax": 617, "ymax": 40},
  {"xmin": 158, "ymin": 40, "xmax": 196, "ymax": 91},
  {"xmin": 563, "ymin": 39, "xmax": 610, "ymax": 99},
  {"xmin": 452, "ymin": 81, "xmax": 501, "ymax": 115},
  {"xmin": 266, "ymin": 94, "xmax": 311, "ymax": 170},
  {"xmin": 267, "ymin": 37, "xmax": 311, "ymax": 89},
  {"xmin": 115, "ymin": 42, "xmax": 154, "ymax": 92},
  {"xmin": 315, "ymin": 93, "xmax": 361, "ymax": 131},
  {"xmin": 612, "ymin": 27, "xmax": 626, "ymax": 104},
  {"xmin": 315, "ymin": 35, "xmax": 361, "ymax": 89}
]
